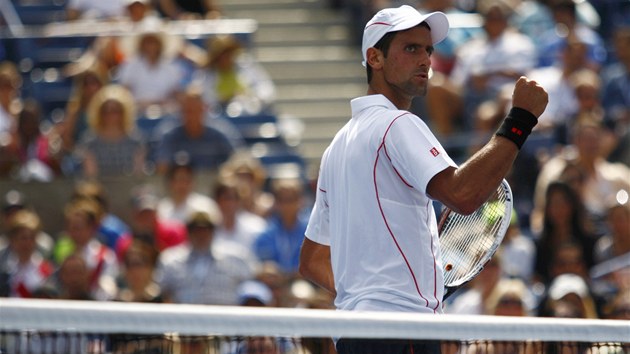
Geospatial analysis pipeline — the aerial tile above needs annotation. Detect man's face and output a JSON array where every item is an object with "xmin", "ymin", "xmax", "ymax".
[{"xmin": 381, "ymin": 26, "xmax": 433, "ymax": 99}]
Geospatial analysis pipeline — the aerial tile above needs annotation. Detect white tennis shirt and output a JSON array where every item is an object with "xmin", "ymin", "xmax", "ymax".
[{"xmin": 305, "ymin": 94, "xmax": 456, "ymax": 314}]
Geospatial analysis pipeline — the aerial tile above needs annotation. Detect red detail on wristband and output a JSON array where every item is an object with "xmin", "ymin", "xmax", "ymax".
[{"xmin": 511, "ymin": 127, "xmax": 523, "ymax": 136}]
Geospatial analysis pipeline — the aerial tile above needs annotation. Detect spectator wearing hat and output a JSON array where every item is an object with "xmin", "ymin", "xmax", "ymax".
[
  {"xmin": 115, "ymin": 191, "xmax": 187, "ymax": 258},
  {"xmin": 75, "ymin": 84, "xmax": 147, "ymax": 178},
  {"xmin": 117, "ymin": 28, "xmax": 185, "ymax": 112},
  {"xmin": 190, "ymin": 34, "xmax": 276, "ymax": 116},
  {"xmin": 0, "ymin": 190, "xmax": 54, "ymax": 258},
  {"xmin": 154, "ymin": 210, "xmax": 255, "ymax": 304},
  {"xmin": 218, "ymin": 151, "xmax": 274, "ymax": 218},
  {"xmin": 538, "ymin": 273, "xmax": 600, "ymax": 318},
  {"xmin": 237, "ymin": 279, "xmax": 273, "ymax": 307},
  {"xmin": 0, "ymin": 210, "xmax": 54, "ymax": 298}
]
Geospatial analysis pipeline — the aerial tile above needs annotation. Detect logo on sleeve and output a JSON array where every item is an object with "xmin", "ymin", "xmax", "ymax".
[{"xmin": 430, "ymin": 147, "xmax": 440, "ymax": 157}]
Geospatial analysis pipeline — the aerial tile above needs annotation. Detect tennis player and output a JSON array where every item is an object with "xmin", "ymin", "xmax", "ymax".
[{"xmin": 299, "ymin": 5, "xmax": 548, "ymax": 354}]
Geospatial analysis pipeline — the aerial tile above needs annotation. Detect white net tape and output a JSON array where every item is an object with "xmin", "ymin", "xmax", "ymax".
[{"xmin": 1, "ymin": 299, "xmax": 628, "ymax": 342}]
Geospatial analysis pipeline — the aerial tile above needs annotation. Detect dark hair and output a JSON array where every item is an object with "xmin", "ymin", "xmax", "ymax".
[{"xmin": 366, "ymin": 22, "xmax": 431, "ymax": 83}]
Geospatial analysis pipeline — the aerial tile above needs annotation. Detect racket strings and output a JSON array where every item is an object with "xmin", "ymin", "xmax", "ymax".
[{"xmin": 440, "ymin": 187, "xmax": 509, "ymax": 286}]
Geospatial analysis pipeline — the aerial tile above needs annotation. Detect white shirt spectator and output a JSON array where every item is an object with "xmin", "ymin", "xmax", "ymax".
[
  {"xmin": 66, "ymin": 0, "xmax": 127, "ymax": 19},
  {"xmin": 450, "ymin": 29, "xmax": 537, "ymax": 95},
  {"xmin": 117, "ymin": 56, "xmax": 184, "ymax": 106}
]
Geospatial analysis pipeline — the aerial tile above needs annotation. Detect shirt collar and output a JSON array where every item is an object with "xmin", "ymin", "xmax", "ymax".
[{"xmin": 350, "ymin": 94, "xmax": 398, "ymax": 118}]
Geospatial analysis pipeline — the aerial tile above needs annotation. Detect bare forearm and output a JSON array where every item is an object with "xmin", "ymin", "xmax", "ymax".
[
  {"xmin": 450, "ymin": 135, "xmax": 518, "ymax": 212},
  {"xmin": 299, "ymin": 239, "xmax": 336, "ymax": 295},
  {"xmin": 429, "ymin": 76, "xmax": 548, "ymax": 214}
]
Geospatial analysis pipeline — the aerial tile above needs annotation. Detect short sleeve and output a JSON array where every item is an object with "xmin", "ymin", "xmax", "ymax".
[
  {"xmin": 305, "ymin": 151, "xmax": 331, "ymax": 245},
  {"xmin": 384, "ymin": 114, "xmax": 456, "ymax": 194}
]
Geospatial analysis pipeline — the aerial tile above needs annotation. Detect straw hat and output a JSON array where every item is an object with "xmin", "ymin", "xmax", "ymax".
[{"xmin": 206, "ymin": 35, "xmax": 242, "ymax": 67}]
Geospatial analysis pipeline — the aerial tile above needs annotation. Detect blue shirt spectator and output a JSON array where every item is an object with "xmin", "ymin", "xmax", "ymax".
[
  {"xmin": 254, "ymin": 179, "xmax": 308, "ymax": 274},
  {"xmin": 154, "ymin": 86, "xmax": 243, "ymax": 173}
]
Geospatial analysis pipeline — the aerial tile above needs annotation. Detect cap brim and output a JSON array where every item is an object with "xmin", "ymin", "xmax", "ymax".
[{"xmin": 391, "ymin": 11, "xmax": 449, "ymax": 45}]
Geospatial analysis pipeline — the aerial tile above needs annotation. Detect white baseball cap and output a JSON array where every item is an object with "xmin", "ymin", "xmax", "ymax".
[{"xmin": 362, "ymin": 5, "xmax": 449, "ymax": 66}]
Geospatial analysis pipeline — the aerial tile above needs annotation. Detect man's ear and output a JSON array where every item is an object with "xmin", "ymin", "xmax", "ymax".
[{"xmin": 366, "ymin": 47, "xmax": 384, "ymax": 70}]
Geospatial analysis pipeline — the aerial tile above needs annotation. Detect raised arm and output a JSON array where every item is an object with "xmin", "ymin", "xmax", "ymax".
[
  {"xmin": 427, "ymin": 76, "xmax": 548, "ymax": 215},
  {"xmin": 299, "ymin": 238, "xmax": 336, "ymax": 295}
]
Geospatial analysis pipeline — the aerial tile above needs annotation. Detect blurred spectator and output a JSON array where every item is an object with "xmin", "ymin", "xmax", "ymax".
[
  {"xmin": 0, "ymin": 61, "xmax": 21, "ymax": 157},
  {"xmin": 125, "ymin": 0, "xmax": 160, "ymax": 24},
  {"xmin": 53, "ymin": 253, "xmax": 93, "ymax": 300},
  {"xmin": 71, "ymin": 180, "xmax": 132, "ymax": 251},
  {"xmin": 154, "ymin": 86, "xmax": 243, "ymax": 173},
  {"xmin": 156, "ymin": 161, "xmax": 220, "ymax": 224},
  {"xmin": 0, "ymin": 210, "xmax": 54, "ymax": 298},
  {"xmin": 602, "ymin": 23, "xmax": 630, "ymax": 127},
  {"xmin": 498, "ymin": 210, "xmax": 536, "ymax": 283},
  {"xmin": 63, "ymin": 37, "xmax": 126, "ymax": 80},
  {"xmin": 446, "ymin": 254, "xmax": 503, "ymax": 315},
  {"xmin": 115, "ymin": 240, "xmax": 162, "ymax": 302},
  {"xmin": 449, "ymin": 0, "xmax": 537, "ymax": 127},
  {"xmin": 603, "ymin": 288, "xmax": 630, "ymax": 320},
  {"xmin": 547, "ymin": 241, "xmax": 590, "ymax": 284},
  {"xmin": 155, "ymin": 210, "xmax": 255, "ymax": 304},
  {"xmin": 527, "ymin": 35, "xmax": 591, "ymax": 135},
  {"xmin": 531, "ymin": 120, "xmax": 630, "ymax": 234},
  {"xmin": 191, "ymin": 35, "xmax": 276, "ymax": 116},
  {"xmin": 0, "ymin": 99, "xmax": 62, "ymax": 181},
  {"xmin": 511, "ymin": 0, "xmax": 555, "ymax": 43},
  {"xmin": 65, "ymin": 0, "xmax": 128, "ymax": 21},
  {"xmin": 156, "ymin": 0, "xmax": 221, "ymax": 20},
  {"xmin": 75, "ymin": 84, "xmax": 146, "ymax": 178},
  {"xmin": 116, "ymin": 191, "xmax": 187, "ymax": 257},
  {"xmin": 0, "ymin": 190, "xmax": 54, "ymax": 258},
  {"xmin": 538, "ymin": 273, "xmax": 599, "ymax": 318},
  {"xmin": 61, "ymin": 67, "xmax": 108, "ymax": 155},
  {"xmin": 117, "ymin": 29, "xmax": 185, "ymax": 112},
  {"xmin": 237, "ymin": 279, "xmax": 273, "ymax": 307},
  {"xmin": 533, "ymin": 181, "xmax": 596, "ymax": 284},
  {"xmin": 594, "ymin": 202, "xmax": 630, "ymax": 264},
  {"xmin": 485, "ymin": 278, "xmax": 531, "ymax": 316},
  {"xmin": 254, "ymin": 178, "xmax": 308, "ymax": 274},
  {"xmin": 212, "ymin": 177, "xmax": 267, "ymax": 262},
  {"xmin": 219, "ymin": 151, "xmax": 274, "ymax": 217},
  {"xmin": 536, "ymin": 0, "xmax": 606, "ymax": 69},
  {"xmin": 554, "ymin": 69, "xmax": 610, "ymax": 150},
  {"xmin": 254, "ymin": 261, "xmax": 289, "ymax": 307},
  {"xmin": 465, "ymin": 277, "xmax": 535, "ymax": 354},
  {"xmin": 52, "ymin": 198, "xmax": 119, "ymax": 301},
  {"xmin": 601, "ymin": 23, "xmax": 630, "ymax": 166}
]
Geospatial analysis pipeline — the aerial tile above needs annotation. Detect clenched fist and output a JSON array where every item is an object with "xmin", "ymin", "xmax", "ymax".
[{"xmin": 511, "ymin": 76, "xmax": 548, "ymax": 118}]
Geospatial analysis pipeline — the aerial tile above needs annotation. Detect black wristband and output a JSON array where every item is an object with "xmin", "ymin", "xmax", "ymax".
[{"xmin": 495, "ymin": 107, "xmax": 538, "ymax": 149}]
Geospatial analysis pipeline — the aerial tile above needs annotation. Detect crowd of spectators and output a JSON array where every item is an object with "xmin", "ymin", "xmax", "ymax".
[{"xmin": 0, "ymin": 0, "xmax": 628, "ymax": 337}]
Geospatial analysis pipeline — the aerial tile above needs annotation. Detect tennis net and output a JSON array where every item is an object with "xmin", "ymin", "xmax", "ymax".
[{"xmin": 1, "ymin": 298, "xmax": 629, "ymax": 353}]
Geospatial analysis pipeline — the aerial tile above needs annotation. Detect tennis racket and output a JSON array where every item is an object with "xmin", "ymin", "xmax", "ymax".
[{"xmin": 439, "ymin": 179, "xmax": 513, "ymax": 300}]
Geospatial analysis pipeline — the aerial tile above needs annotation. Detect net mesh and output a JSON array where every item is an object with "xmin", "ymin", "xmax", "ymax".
[{"xmin": 1, "ymin": 299, "xmax": 628, "ymax": 354}]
